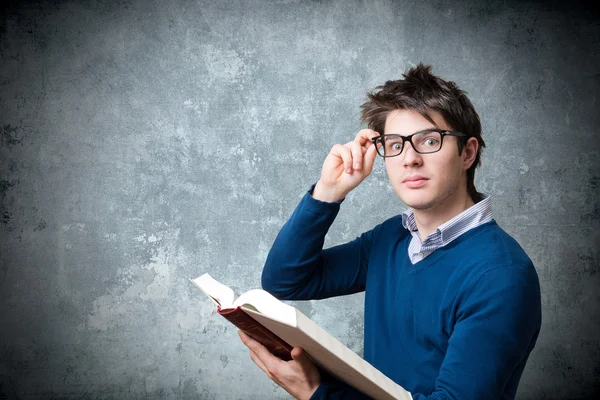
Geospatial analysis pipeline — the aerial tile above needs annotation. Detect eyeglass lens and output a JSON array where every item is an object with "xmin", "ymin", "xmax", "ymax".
[{"xmin": 376, "ymin": 131, "xmax": 443, "ymax": 156}]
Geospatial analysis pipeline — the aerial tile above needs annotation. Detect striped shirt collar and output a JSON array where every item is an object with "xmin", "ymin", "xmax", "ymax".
[{"xmin": 401, "ymin": 194, "xmax": 493, "ymax": 263}]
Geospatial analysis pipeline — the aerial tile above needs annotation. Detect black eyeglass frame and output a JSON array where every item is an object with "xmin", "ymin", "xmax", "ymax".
[{"xmin": 371, "ymin": 129, "xmax": 468, "ymax": 157}]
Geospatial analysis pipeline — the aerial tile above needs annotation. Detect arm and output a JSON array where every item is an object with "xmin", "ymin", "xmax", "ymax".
[
  {"xmin": 262, "ymin": 129, "xmax": 379, "ymax": 300},
  {"xmin": 261, "ymin": 189, "xmax": 376, "ymax": 300},
  {"xmin": 412, "ymin": 263, "xmax": 542, "ymax": 400},
  {"xmin": 240, "ymin": 130, "xmax": 380, "ymax": 398}
]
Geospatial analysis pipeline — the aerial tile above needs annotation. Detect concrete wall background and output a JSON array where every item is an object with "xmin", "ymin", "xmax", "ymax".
[{"xmin": 1, "ymin": 0, "xmax": 598, "ymax": 398}]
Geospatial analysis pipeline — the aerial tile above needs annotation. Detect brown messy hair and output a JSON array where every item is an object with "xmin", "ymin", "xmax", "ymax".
[{"xmin": 360, "ymin": 63, "xmax": 486, "ymax": 203}]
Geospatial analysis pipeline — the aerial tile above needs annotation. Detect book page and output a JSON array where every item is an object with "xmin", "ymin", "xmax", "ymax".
[
  {"xmin": 235, "ymin": 289, "xmax": 297, "ymax": 327},
  {"xmin": 189, "ymin": 274, "xmax": 236, "ymax": 307}
]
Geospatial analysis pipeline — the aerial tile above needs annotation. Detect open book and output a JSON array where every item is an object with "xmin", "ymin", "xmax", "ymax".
[{"xmin": 190, "ymin": 273, "xmax": 413, "ymax": 400}]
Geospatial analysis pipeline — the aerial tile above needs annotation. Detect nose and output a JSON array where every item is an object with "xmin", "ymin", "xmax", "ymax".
[{"xmin": 402, "ymin": 141, "xmax": 422, "ymax": 167}]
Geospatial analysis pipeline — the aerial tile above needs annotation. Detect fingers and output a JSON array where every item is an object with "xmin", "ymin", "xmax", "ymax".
[
  {"xmin": 351, "ymin": 129, "xmax": 379, "ymax": 171},
  {"xmin": 290, "ymin": 347, "xmax": 314, "ymax": 376},
  {"xmin": 239, "ymin": 331, "xmax": 282, "ymax": 378},
  {"xmin": 239, "ymin": 331, "xmax": 272, "ymax": 360},
  {"xmin": 348, "ymin": 141, "xmax": 363, "ymax": 171},
  {"xmin": 326, "ymin": 129, "xmax": 379, "ymax": 175},
  {"xmin": 238, "ymin": 329, "xmax": 252, "ymax": 345},
  {"xmin": 330, "ymin": 144, "xmax": 354, "ymax": 174},
  {"xmin": 249, "ymin": 346, "xmax": 273, "ymax": 378},
  {"xmin": 362, "ymin": 143, "xmax": 378, "ymax": 176},
  {"xmin": 240, "ymin": 332, "xmax": 320, "ymax": 399},
  {"xmin": 354, "ymin": 129, "xmax": 379, "ymax": 148}
]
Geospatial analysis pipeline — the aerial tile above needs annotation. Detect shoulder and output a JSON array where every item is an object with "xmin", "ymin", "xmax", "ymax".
[
  {"xmin": 449, "ymin": 222, "xmax": 540, "ymax": 297},
  {"xmin": 449, "ymin": 225, "xmax": 541, "ymax": 324},
  {"xmin": 457, "ymin": 221, "xmax": 534, "ymax": 273}
]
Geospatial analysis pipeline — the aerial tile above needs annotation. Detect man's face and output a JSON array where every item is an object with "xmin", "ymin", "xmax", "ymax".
[{"xmin": 383, "ymin": 109, "xmax": 471, "ymax": 212}]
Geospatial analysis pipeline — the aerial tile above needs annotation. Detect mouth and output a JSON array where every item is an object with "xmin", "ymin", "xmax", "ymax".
[{"xmin": 402, "ymin": 176, "xmax": 429, "ymax": 189}]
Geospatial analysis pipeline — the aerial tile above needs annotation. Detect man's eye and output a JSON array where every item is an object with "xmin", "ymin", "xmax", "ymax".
[
  {"xmin": 423, "ymin": 137, "xmax": 439, "ymax": 146},
  {"xmin": 391, "ymin": 142, "xmax": 403, "ymax": 151}
]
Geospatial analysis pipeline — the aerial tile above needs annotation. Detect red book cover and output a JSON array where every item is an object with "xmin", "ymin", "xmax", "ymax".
[{"xmin": 218, "ymin": 306, "xmax": 294, "ymax": 361}]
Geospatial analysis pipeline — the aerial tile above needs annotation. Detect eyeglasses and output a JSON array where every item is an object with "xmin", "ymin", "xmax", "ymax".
[{"xmin": 371, "ymin": 129, "xmax": 468, "ymax": 157}]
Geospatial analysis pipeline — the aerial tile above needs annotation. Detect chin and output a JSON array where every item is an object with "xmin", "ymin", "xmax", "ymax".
[
  {"xmin": 402, "ymin": 198, "xmax": 432, "ymax": 210},
  {"xmin": 397, "ymin": 192, "xmax": 436, "ymax": 210},
  {"xmin": 409, "ymin": 201, "xmax": 439, "ymax": 211},
  {"xmin": 401, "ymin": 187, "xmax": 459, "ymax": 212}
]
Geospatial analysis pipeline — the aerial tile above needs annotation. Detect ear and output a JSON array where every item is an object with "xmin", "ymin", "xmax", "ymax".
[{"xmin": 462, "ymin": 137, "xmax": 478, "ymax": 171}]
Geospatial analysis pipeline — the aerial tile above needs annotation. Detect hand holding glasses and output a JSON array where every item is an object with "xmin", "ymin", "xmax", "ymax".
[
  {"xmin": 312, "ymin": 128, "xmax": 469, "ymax": 203},
  {"xmin": 312, "ymin": 129, "xmax": 379, "ymax": 203}
]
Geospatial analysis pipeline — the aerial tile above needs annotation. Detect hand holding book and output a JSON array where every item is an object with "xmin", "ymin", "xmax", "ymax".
[
  {"xmin": 239, "ymin": 330, "xmax": 321, "ymax": 400},
  {"xmin": 190, "ymin": 273, "xmax": 412, "ymax": 400}
]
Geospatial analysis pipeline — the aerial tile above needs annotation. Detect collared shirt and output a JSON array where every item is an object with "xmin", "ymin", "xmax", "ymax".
[{"xmin": 401, "ymin": 194, "xmax": 493, "ymax": 264}]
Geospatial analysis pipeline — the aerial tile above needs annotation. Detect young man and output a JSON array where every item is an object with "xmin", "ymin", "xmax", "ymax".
[{"xmin": 239, "ymin": 63, "xmax": 542, "ymax": 399}]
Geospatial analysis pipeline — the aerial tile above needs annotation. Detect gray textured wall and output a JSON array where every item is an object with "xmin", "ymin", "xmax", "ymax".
[{"xmin": 1, "ymin": 0, "xmax": 598, "ymax": 399}]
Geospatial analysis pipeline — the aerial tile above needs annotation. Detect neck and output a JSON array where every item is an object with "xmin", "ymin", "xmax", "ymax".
[{"xmin": 413, "ymin": 190, "xmax": 475, "ymax": 240}]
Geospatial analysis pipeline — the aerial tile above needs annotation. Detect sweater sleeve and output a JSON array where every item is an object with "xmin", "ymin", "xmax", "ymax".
[
  {"xmin": 261, "ymin": 188, "xmax": 374, "ymax": 300},
  {"xmin": 309, "ymin": 373, "xmax": 373, "ymax": 399},
  {"xmin": 412, "ymin": 263, "xmax": 542, "ymax": 400}
]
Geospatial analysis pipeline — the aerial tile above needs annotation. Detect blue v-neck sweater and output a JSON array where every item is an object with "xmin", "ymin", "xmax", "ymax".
[{"xmin": 262, "ymin": 192, "xmax": 541, "ymax": 400}]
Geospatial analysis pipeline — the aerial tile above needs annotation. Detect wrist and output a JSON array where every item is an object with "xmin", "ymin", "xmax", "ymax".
[
  {"xmin": 298, "ymin": 378, "xmax": 320, "ymax": 400},
  {"xmin": 312, "ymin": 180, "xmax": 346, "ymax": 203}
]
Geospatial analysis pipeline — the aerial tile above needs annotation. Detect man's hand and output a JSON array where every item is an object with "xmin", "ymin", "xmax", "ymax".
[
  {"xmin": 313, "ymin": 129, "xmax": 379, "ymax": 202},
  {"xmin": 239, "ymin": 330, "xmax": 320, "ymax": 400}
]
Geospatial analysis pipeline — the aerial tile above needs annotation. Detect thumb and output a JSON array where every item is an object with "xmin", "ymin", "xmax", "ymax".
[
  {"xmin": 362, "ymin": 144, "xmax": 378, "ymax": 175},
  {"xmin": 291, "ymin": 347, "xmax": 312, "ymax": 368}
]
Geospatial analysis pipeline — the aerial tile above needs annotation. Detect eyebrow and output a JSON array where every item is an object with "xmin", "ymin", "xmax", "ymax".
[{"xmin": 383, "ymin": 128, "xmax": 443, "ymax": 136}]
